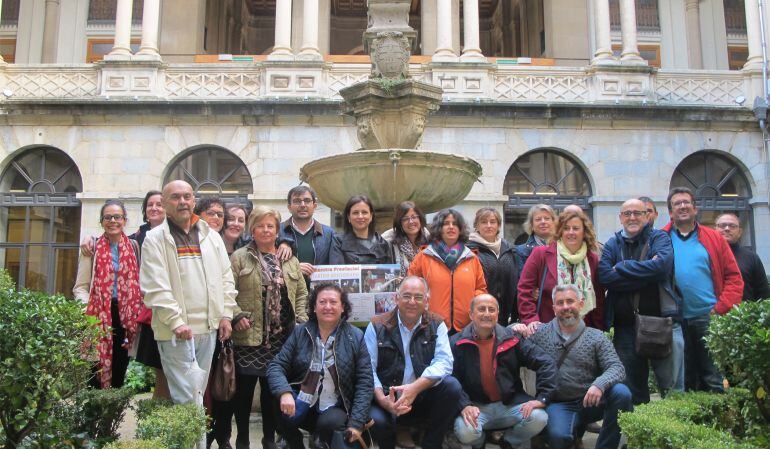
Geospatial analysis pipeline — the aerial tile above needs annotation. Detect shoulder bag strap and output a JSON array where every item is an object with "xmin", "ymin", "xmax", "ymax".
[
  {"xmin": 536, "ymin": 265, "xmax": 548, "ymax": 315},
  {"xmin": 557, "ymin": 324, "xmax": 586, "ymax": 368},
  {"xmin": 632, "ymin": 240, "xmax": 652, "ymax": 314}
]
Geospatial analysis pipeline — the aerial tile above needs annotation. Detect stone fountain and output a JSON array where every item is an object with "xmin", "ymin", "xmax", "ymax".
[{"xmin": 299, "ymin": 0, "xmax": 482, "ymax": 229}]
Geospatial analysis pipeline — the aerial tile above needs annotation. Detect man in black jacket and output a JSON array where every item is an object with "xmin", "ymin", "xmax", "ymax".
[
  {"xmin": 715, "ymin": 213, "xmax": 770, "ymax": 301},
  {"xmin": 452, "ymin": 294, "xmax": 556, "ymax": 449},
  {"xmin": 364, "ymin": 276, "xmax": 463, "ymax": 449}
]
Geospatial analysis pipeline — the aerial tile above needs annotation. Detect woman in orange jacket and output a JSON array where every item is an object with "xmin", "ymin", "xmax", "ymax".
[{"xmin": 408, "ymin": 208, "xmax": 487, "ymax": 333}]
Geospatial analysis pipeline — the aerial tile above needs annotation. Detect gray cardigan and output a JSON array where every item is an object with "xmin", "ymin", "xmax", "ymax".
[{"xmin": 529, "ymin": 320, "xmax": 625, "ymax": 402}]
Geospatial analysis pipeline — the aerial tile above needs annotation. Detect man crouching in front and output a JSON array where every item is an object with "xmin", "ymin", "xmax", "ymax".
[
  {"xmin": 452, "ymin": 294, "xmax": 556, "ymax": 449},
  {"xmin": 364, "ymin": 275, "xmax": 463, "ymax": 449}
]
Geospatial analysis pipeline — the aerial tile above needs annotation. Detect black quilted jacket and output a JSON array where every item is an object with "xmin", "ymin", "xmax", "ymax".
[
  {"xmin": 267, "ymin": 319, "xmax": 374, "ymax": 429},
  {"xmin": 467, "ymin": 240, "xmax": 520, "ymax": 325}
]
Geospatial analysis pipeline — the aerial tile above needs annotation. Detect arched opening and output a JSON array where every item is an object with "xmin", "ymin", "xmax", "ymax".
[
  {"xmin": 0, "ymin": 147, "xmax": 83, "ymax": 295},
  {"xmin": 164, "ymin": 146, "xmax": 253, "ymax": 204},
  {"xmin": 503, "ymin": 149, "xmax": 592, "ymax": 243},
  {"xmin": 669, "ymin": 150, "xmax": 754, "ymax": 247}
]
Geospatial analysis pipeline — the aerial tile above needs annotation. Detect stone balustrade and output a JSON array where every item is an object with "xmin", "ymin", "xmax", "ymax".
[{"xmin": 0, "ymin": 60, "xmax": 761, "ymax": 110}]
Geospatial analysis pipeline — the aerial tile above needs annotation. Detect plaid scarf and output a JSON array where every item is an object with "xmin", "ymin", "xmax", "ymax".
[
  {"xmin": 433, "ymin": 240, "xmax": 464, "ymax": 270},
  {"xmin": 254, "ymin": 247, "xmax": 285, "ymax": 345},
  {"xmin": 86, "ymin": 233, "xmax": 143, "ymax": 388}
]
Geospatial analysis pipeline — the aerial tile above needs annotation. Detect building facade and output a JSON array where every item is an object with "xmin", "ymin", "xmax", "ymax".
[{"xmin": 0, "ymin": 0, "xmax": 769, "ymax": 296}]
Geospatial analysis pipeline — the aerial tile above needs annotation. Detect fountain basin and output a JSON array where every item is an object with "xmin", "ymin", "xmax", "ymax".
[{"xmin": 300, "ymin": 149, "xmax": 482, "ymax": 218}]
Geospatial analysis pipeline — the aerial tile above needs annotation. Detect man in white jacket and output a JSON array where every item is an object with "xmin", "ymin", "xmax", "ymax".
[{"xmin": 140, "ymin": 180, "xmax": 237, "ymax": 405}]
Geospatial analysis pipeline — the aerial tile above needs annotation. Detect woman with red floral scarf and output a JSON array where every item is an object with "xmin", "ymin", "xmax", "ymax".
[{"xmin": 74, "ymin": 199, "xmax": 144, "ymax": 388}]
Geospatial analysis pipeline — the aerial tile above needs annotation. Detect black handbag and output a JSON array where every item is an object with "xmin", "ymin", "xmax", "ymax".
[{"xmin": 632, "ymin": 241, "xmax": 673, "ymax": 359}]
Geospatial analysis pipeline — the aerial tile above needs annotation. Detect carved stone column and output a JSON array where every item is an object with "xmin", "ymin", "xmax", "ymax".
[
  {"xmin": 105, "ymin": 0, "xmax": 133, "ymax": 60},
  {"xmin": 135, "ymin": 0, "xmax": 161, "ymax": 60},
  {"xmin": 744, "ymin": 0, "xmax": 763, "ymax": 69},
  {"xmin": 685, "ymin": 0, "xmax": 703, "ymax": 69},
  {"xmin": 41, "ymin": 0, "xmax": 60, "ymax": 63},
  {"xmin": 433, "ymin": 0, "xmax": 457, "ymax": 60},
  {"xmin": 269, "ymin": 0, "xmax": 294, "ymax": 60},
  {"xmin": 460, "ymin": 0, "xmax": 484, "ymax": 61},
  {"xmin": 619, "ymin": 0, "xmax": 644, "ymax": 63},
  {"xmin": 297, "ymin": 0, "xmax": 322, "ymax": 59},
  {"xmin": 592, "ymin": 0, "xmax": 615, "ymax": 64}
]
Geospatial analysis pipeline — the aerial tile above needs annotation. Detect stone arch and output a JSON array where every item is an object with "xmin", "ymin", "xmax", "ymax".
[
  {"xmin": 162, "ymin": 144, "xmax": 253, "ymax": 203},
  {"xmin": 503, "ymin": 147, "xmax": 594, "ymax": 244},
  {"xmin": 0, "ymin": 146, "xmax": 84, "ymax": 295}
]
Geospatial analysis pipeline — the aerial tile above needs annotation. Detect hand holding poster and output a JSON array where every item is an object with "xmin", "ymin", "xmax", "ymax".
[{"xmin": 310, "ymin": 264, "xmax": 400, "ymax": 325}]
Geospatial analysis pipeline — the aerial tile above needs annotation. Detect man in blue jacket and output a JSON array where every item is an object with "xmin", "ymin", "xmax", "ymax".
[{"xmin": 598, "ymin": 198, "xmax": 684, "ymax": 405}]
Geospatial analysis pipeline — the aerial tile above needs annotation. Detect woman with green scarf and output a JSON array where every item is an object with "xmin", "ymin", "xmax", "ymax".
[{"xmin": 516, "ymin": 210, "xmax": 605, "ymax": 334}]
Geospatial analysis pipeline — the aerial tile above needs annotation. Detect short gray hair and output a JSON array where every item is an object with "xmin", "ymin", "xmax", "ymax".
[
  {"xmin": 552, "ymin": 284, "xmax": 582, "ymax": 301},
  {"xmin": 398, "ymin": 275, "xmax": 430, "ymax": 297},
  {"xmin": 470, "ymin": 293, "xmax": 498, "ymax": 312}
]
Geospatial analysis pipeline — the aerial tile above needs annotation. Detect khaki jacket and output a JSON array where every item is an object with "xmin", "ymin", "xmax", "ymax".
[
  {"xmin": 230, "ymin": 244, "xmax": 309, "ymax": 347},
  {"xmin": 140, "ymin": 218, "xmax": 238, "ymax": 341}
]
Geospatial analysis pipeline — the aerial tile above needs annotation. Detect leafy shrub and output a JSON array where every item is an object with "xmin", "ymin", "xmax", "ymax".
[
  {"xmin": 73, "ymin": 388, "xmax": 134, "ymax": 443},
  {"xmin": 705, "ymin": 300, "xmax": 770, "ymax": 424},
  {"xmin": 103, "ymin": 440, "xmax": 167, "ymax": 449},
  {"xmin": 136, "ymin": 403, "xmax": 207, "ymax": 449},
  {"xmin": 0, "ymin": 269, "xmax": 14, "ymax": 291},
  {"xmin": 0, "ymin": 287, "xmax": 102, "ymax": 448},
  {"xmin": 618, "ymin": 390, "xmax": 767, "ymax": 449},
  {"xmin": 124, "ymin": 361, "xmax": 156, "ymax": 394},
  {"xmin": 133, "ymin": 398, "xmax": 174, "ymax": 423}
]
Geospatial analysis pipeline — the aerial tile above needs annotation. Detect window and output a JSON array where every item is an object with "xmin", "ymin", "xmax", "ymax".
[
  {"xmin": 503, "ymin": 149, "xmax": 592, "ymax": 243},
  {"xmin": 670, "ymin": 151, "xmax": 754, "ymax": 247},
  {"xmin": 610, "ymin": 0, "xmax": 660, "ymax": 32},
  {"xmin": 0, "ymin": 147, "xmax": 82, "ymax": 295},
  {"xmin": 88, "ymin": 0, "xmax": 144, "ymax": 24},
  {"xmin": 164, "ymin": 146, "xmax": 253, "ymax": 203},
  {"xmin": 87, "ymin": 38, "xmax": 141, "ymax": 62}
]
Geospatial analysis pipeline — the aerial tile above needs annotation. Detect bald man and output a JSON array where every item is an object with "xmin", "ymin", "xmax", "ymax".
[
  {"xmin": 140, "ymin": 180, "xmax": 237, "ymax": 406},
  {"xmin": 598, "ymin": 199, "xmax": 683, "ymax": 405}
]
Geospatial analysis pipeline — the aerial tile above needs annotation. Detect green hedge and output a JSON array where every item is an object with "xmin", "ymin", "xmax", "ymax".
[
  {"xmin": 103, "ymin": 439, "xmax": 167, "ymax": 449},
  {"xmin": 135, "ymin": 403, "xmax": 207, "ymax": 449},
  {"xmin": 618, "ymin": 390, "xmax": 769, "ymax": 449}
]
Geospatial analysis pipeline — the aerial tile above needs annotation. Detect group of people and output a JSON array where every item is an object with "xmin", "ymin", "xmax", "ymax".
[{"xmin": 73, "ymin": 179, "xmax": 767, "ymax": 449}]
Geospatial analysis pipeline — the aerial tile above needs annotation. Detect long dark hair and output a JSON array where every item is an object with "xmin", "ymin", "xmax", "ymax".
[
  {"xmin": 141, "ymin": 190, "xmax": 162, "ymax": 223},
  {"xmin": 307, "ymin": 282, "xmax": 351, "ymax": 322},
  {"xmin": 392, "ymin": 201, "xmax": 428, "ymax": 246},
  {"xmin": 343, "ymin": 194, "xmax": 376, "ymax": 237}
]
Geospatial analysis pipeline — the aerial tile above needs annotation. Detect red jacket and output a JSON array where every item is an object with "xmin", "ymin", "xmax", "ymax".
[
  {"xmin": 516, "ymin": 242, "xmax": 605, "ymax": 330},
  {"xmin": 661, "ymin": 222, "xmax": 743, "ymax": 315}
]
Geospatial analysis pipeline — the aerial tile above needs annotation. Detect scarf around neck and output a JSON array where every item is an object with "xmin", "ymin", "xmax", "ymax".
[
  {"xmin": 86, "ymin": 233, "xmax": 143, "ymax": 388},
  {"xmin": 253, "ymin": 245, "xmax": 285, "ymax": 344},
  {"xmin": 469, "ymin": 231, "xmax": 502, "ymax": 258},
  {"xmin": 555, "ymin": 240, "xmax": 596, "ymax": 317},
  {"xmin": 433, "ymin": 240, "xmax": 464, "ymax": 270}
]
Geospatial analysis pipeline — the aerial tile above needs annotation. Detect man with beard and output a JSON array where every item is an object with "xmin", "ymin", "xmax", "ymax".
[
  {"xmin": 278, "ymin": 186, "xmax": 335, "ymax": 284},
  {"xmin": 140, "ymin": 180, "xmax": 237, "ymax": 405},
  {"xmin": 513, "ymin": 284, "xmax": 630, "ymax": 449},
  {"xmin": 662, "ymin": 187, "xmax": 742, "ymax": 392}
]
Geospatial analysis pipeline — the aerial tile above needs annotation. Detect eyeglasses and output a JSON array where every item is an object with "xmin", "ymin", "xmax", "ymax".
[
  {"xmin": 716, "ymin": 223, "xmax": 739, "ymax": 230},
  {"xmin": 400, "ymin": 215, "xmax": 421, "ymax": 223},
  {"xmin": 672, "ymin": 200, "xmax": 692, "ymax": 208},
  {"xmin": 621, "ymin": 210, "xmax": 647, "ymax": 218},
  {"xmin": 399, "ymin": 294, "xmax": 425, "ymax": 303},
  {"xmin": 290, "ymin": 198, "xmax": 314, "ymax": 205},
  {"xmin": 646, "ymin": 208, "xmax": 655, "ymax": 213},
  {"xmin": 102, "ymin": 214, "xmax": 125, "ymax": 222},
  {"xmin": 204, "ymin": 210, "xmax": 224, "ymax": 218}
]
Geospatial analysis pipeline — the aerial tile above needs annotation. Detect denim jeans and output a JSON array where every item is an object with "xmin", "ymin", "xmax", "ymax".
[
  {"xmin": 453, "ymin": 401, "xmax": 548, "ymax": 448},
  {"xmin": 683, "ymin": 313, "xmax": 724, "ymax": 392},
  {"xmin": 545, "ymin": 383, "xmax": 633, "ymax": 449},
  {"xmin": 613, "ymin": 322, "xmax": 684, "ymax": 404},
  {"xmin": 156, "ymin": 331, "xmax": 217, "ymax": 405},
  {"xmin": 370, "ymin": 376, "xmax": 464, "ymax": 449}
]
